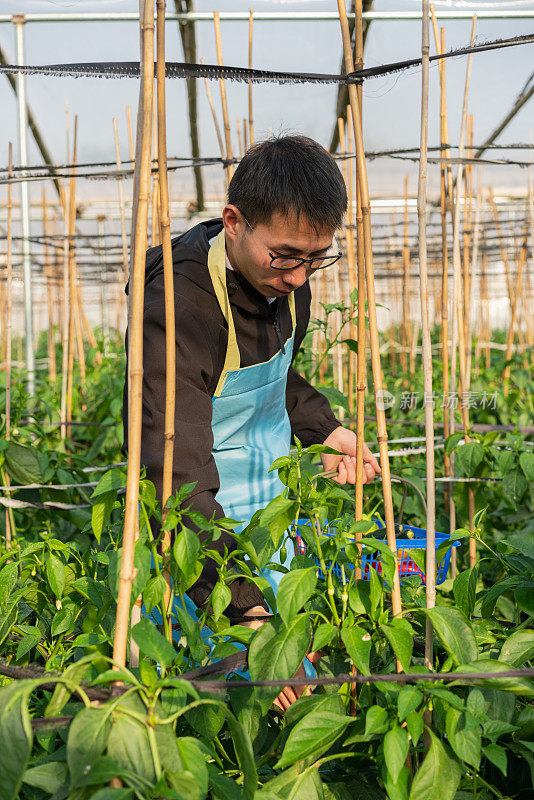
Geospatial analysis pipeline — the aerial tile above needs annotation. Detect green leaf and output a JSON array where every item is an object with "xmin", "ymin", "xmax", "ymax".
[
  {"xmin": 397, "ymin": 686, "xmax": 423, "ymax": 721},
  {"xmin": 22, "ymin": 762, "xmax": 67, "ymax": 793},
  {"xmin": 312, "ymin": 623, "xmax": 338, "ymax": 651},
  {"xmin": 455, "ymin": 442, "xmax": 484, "ymax": 477},
  {"xmin": 445, "ymin": 433, "xmax": 464, "ymax": 455},
  {"xmin": 0, "ymin": 563, "xmax": 18, "ymax": 610},
  {"xmin": 445, "ymin": 707, "xmax": 481, "ymax": 769},
  {"xmin": 90, "ymin": 468, "xmax": 126, "ymax": 498},
  {"xmin": 186, "ymin": 698, "xmax": 226, "ymax": 739},
  {"xmin": 408, "ymin": 733, "xmax": 461, "ymax": 800},
  {"xmin": 173, "ymin": 527, "xmax": 201, "ymax": 582},
  {"xmin": 483, "ymin": 743, "xmax": 507, "ymax": 775},
  {"xmin": 107, "ymin": 695, "xmax": 158, "ymax": 784},
  {"xmin": 260, "ymin": 496, "xmax": 299, "ymax": 548},
  {"xmin": 89, "ymin": 789, "xmax": 133, "ymax": 800},
  {"xmin": 91, "ymin": 491, "xmax": 115, "ymax": 543},
  {"xmin": 406, "ymin": 711, "xmax": 424, "ymax": 746},
  {"xmin": 249, "ymin": 614, "xmax": 312, "ymax": 713},
  {"xmin": 426, "ymin": 606, "xmax": 478, "ymax": 665},
  {"xmin": 45, "ymin": 659, "xmax": 91, "ymax": 717},
  {"xmin": 67, "ymin": 707, "xmax": 112, "ymax": 786},
  {"xmin": 341, "ymin": 625, "xmax": 372, "ymax": 674},
  {"xmin": 175, "ymin": 738, "xmax": 208, "ymax": 797},
  {"xmin": 276, "ymin": 710, "xmax": 351, "ymax": 769},
  {"xmin": 132, "ymin": 618, "xmax": 177, "ymax": 667},
  {"xmin": 316, "ymin": 386, "xmax": 350, "ymax": 414},
  {"xmin": 502, "ymin": 469, "xmax": 528, "ymax": 505},
  {"xmin": 364, "ymin": 705, "xmax": 390, "ymax": 737},
  {"xmin": 277, "ymin": 568, "xmax": 316, "ymax": 627},
  {"xmin": 453, "ymin": 566, "xmax": 477, "ymax": 619},
  {"xmin": 0, "ymin": 681, "xmax": 35, "ymax": 800},
  {"xmin": 480, "ymin": 576, "xmax": 522, "ymax": 618},
  {"xmin": 361, "ymin": 537, "xmax": 397, "ymax": 590},
  {"xmin": 227, "ymin": 714, "xmax": 258, "ymax": 800},
  {"xmin": 497, "ymin": 449, "xmax": 516, "ymax": 477},
  {"xmin": 16, "ymin": 631, "xmax": 42, "ymax": 661},
  {"xmin": 519, "ymin": 452, "xmax": 534, "ymax": 481},
  {"xmin": 381, "ymin": 618, "xmax": 414, "ymax": 672},
  {"xmin": 175, "ymin": 606, "xmax": 206, "ymax": 662},
  {"xmin": 5, "ymin": 442, "xmax": 43, "ymax": 484},
  {"xmin": 382, "ymin": 763, "xmax": 410, "ymax": 800},
  {"xmin": 142, "ymin": 574, "xmax": 167, "ymax": 614},
  {"xmin": 211, "ymin": 582, "xmax": 232, "ymax": 623},
  {"xmin": 208, "ymin": 763, "xmax": 243, "ymax": 800},
  {"xmin": 506, "ymin": 530, "xmax": 534, "ymax": 560},
  {"xmin": 0, "ymin": 602, "xmax": 17, "ymax": 647},
  {"xmin": 384, "ymin": 724, "xmax": 410, "ymax": 783},
  {"xmin": 499, "ymin": 629, "xmax": 534, "ymax": 666},
  {"xmin": 46, "ymin": 552, "xmax": 65, "ymax": 599},
  {"xmin": 454, "ymin": 659, "xmax": 534, "ymax": 699}
]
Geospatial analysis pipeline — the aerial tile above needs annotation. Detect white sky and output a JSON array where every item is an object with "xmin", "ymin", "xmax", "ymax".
[{"xmin": 0, "ymin": 0, "xmax": 533, "ymax": 198}]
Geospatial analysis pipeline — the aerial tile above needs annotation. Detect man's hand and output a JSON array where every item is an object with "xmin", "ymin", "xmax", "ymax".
[{"xmin": 320, "ymin": 425, "xmax": 381, "ymax": 486}]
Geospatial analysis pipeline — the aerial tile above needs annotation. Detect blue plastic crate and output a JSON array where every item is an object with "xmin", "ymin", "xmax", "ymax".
[{"xmin": 295, "ymin": 519, "xmax": 459, "ymax": 586}]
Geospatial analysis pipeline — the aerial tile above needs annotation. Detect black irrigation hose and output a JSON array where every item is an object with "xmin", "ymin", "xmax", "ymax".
[
  {"xmin": 0, "ymin": 33, "xmax": 532, "ymax": 84},
  {"xmin": 1, "ymin": 654, "xmax": 533, "ymax": 731}
]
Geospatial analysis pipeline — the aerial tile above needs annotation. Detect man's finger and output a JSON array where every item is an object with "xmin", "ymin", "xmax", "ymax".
[
  {"xmin": 335, "ymin": 460, "xmax": 347, "ymax": 485},
  {"xmin": 364, "ymin": 463, "xmax": 376, "ymax": 483},
  {"xmin": 364, "ymin": 449, "xmax": 381, "ymax": 473}
]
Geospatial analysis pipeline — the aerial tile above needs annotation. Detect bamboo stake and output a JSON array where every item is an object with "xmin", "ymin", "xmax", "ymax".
[
  {"xmin": 126, "ymin": 105, "xmax": 135, "ymax": 163},
  {"xmin": 418, "ymin": 0, "xmax": 437, "ymax": 688},
  {"xmin": 236, "ymin": 115, "xmax": 244, "ymax": 159},
  {"xmin": 156, "ymin": 0, "xmax": 176, "ymax": 643},
  {"xmin": 337, "ymin": 0, "xmax": 402, "ymax": 634},
  {"xmin": 243, "ymin": 117, "xmax": 248, "ymax": 153},
  {"xmin": 354, "ymin": 0, "xmax": 367, "ymax": 539},
  {"xmin": 151, "ymin": 94, "xmax": 161, "ymax": 248},
  {"xmin": 466, "ymin": 175, "xmax": 481, "ymax": 384},
  {"xmin": 450, "ymin": 16, "xmax": 477, "ymax": 568},
  {"xmin": 5, "ymin": 144, "xmax": 13, "ymax": 547},
  {"xmin": 213, "ymin": 11, "xmax": 234, "ymax": 184},
  {"xmin": 113, "ymin": 0, "xmax": 154, "ymax": 671},
  {"xmin": 113, "ymin": 118, "xmax": 130, "ymax": 284},
  {"xmin": 200, "ymin": 58, "xmax": 225, "ymax": 160},
  {"xmin": 248, "ymin": 8, "xmax": 254, "ymax": 147},
  {"xmin": 503, "ymin": 232, "xmax": 528, "ymax": 380}
]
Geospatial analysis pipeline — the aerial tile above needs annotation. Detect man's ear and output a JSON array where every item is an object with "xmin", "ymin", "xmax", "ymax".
[{"xmin": 222, "ymin": 205, "xmax": 241, "ymax": 241}]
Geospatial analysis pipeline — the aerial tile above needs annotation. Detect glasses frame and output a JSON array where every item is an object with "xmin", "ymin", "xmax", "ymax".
[{"xmin": 236, "ymin": 208, "xmax": 342, "ymax": 272}]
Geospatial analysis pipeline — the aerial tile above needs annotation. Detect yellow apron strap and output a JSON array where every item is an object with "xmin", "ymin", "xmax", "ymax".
[
  {"xmin": 288, "ymin": 290, "xmax": 296, "ymax": 329},
  {"xmin": 208, "ymin": 230, "xmax": 240, "ymax": 397},
  {"xmin": 208, "ymin": 228, "xmax": 298, "ymax": 397}
]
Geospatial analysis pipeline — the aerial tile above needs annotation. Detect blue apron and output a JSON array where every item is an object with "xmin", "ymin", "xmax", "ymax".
[
  {"xmin": 151, "ymin": 230, "xmax": 313, "ymax": 676},
  {"xmin": 207, "ymin": 229, "xmax": 298, "ymax": 592}
]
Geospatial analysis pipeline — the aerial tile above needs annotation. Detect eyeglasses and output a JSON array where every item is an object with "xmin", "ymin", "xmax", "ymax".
[{"xmin": 237, "ymin": 209, "xmax": 342, "ymax": 272}]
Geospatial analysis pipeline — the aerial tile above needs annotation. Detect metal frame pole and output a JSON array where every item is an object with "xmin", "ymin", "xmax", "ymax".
[{"xmin": 13, "ymin": 14, "xmax": 34, "ymax": 394}]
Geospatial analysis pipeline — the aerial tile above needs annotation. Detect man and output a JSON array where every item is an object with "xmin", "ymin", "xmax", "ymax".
[{"xmin": 123, "ymin": 134, "xmax": 379, "ymax": 646}]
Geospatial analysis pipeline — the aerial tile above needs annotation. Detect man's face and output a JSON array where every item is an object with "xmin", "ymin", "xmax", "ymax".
[{"xmin": 222, "ymin": 205, "xmax": 336, "ymax": 298}]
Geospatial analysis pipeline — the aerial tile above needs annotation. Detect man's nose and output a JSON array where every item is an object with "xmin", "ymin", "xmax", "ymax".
[{"xmin": 282, "ymin": 265, "xmax": 309, "ymax": 288}]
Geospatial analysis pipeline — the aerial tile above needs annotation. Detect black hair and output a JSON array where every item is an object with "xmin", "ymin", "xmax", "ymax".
[{"xmin": 227, "ymin": 135, "xmax": 347, "ymax": 232}]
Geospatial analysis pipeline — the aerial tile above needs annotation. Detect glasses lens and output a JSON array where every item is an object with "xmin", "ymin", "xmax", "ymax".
[
  {"xmin": 309, "ymin": 255, "xmax": 341, "ymax": 271},
  {"xmin": 270, "ymin": 256, "xmax": 304, "ymax": 271}
]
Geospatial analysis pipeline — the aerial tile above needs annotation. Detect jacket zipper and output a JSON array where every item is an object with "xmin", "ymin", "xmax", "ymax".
[{"xmin": 272, "ymin": 301, "xmax": 286, "ymax": 355}]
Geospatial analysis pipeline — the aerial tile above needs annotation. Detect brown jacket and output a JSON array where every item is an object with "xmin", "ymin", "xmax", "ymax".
[{"xmin": 122, "ymin": 219, "xmax": 339, "ymax": 615}]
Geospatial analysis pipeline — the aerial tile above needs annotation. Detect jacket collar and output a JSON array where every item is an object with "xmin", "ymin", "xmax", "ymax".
[{"xmin": 143, "ymin": 218, "xmax": 283, "ymax": 320}]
